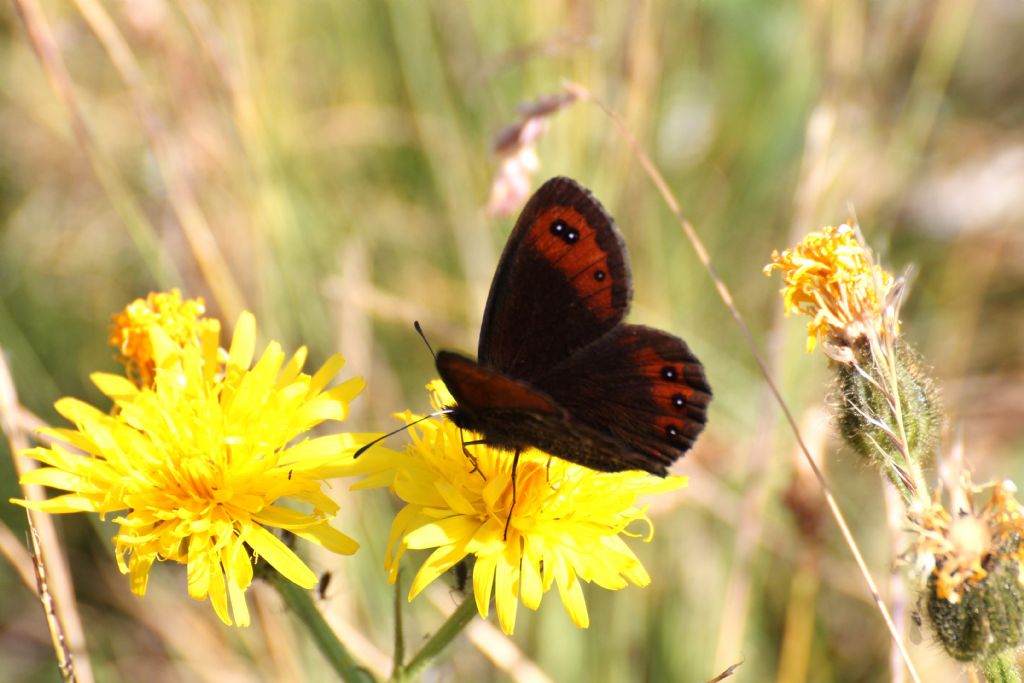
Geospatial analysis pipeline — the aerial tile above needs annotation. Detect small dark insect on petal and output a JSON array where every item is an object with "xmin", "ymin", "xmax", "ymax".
[{"xmin": 318, "ymin": 571, "xmax": 332, "ymax": 599}]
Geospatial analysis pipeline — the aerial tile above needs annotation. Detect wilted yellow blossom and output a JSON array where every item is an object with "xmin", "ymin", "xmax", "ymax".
[
  {"xmin": 764, "ymin": 224, "xmax": 895, "ymax": 352},
  {"xmin": 110, "ymin": 289, "xmax": 220, "ymax": 387},
  {"xmin": 909, "ymin": 480, "xmax": 1024, "ymax": 604}
]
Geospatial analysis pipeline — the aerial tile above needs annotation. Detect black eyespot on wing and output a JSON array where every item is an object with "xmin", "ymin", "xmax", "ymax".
[{"xmin": 477, "ymin": 177, "xmax": 633, "ymax": 380}]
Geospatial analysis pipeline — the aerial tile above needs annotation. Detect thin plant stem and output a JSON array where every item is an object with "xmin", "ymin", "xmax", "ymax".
[
  {"xmin": 0, "ymin": 517, "xmax": 36, "ymax": 592},
  {"xmin": 26, "ymin": 518, "xmax": 76, "ymax": 683},
  {"xmin": 265, "ymin": 570, "xmax": 376, "ymax": 683},
  {"xmin": 0, "ymin": 352, "xmax": 95, "ymax": 683},
  {"xmin": 394, "ymin": 594, "xmax": 478, "ymax": 683},
  {"xmin": 566, "ymin": 81, "xmax": 923, "ymax": 683},
  {"xmin": 392, "ymin": 570, "xmax": 406, "ymax": 679},
  {"xmin": 884, "ymin": 483, "xmax": 908, "ymax": 683}
]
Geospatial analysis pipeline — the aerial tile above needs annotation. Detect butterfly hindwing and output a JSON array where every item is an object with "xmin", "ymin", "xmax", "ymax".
[
  {"xmin": 477, "ymin": 177, "xmax": 632, "ymax": 380},
  {"xmin": 532, "ymin": 325, "xmax": 711, "ymax": 475}
]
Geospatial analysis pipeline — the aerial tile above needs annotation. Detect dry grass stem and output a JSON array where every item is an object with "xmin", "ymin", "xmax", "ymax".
[
  {"xmin": 707, "ymin": 661, "xmax": 743, "ymax": 682},
  {"xmin": 27, "ymin": 520, "xmax": 76, "ymax": 683},
  {"xmin": 0, "ymin": 519, "xmax": 36, "ymax": 593},
  {"xmin": 0, "ymin": 350, "xmax": 95, "ymax": 683},
  {"xmin": 885, "ymin": 483, "xmax": 909, "ymax": 683}
]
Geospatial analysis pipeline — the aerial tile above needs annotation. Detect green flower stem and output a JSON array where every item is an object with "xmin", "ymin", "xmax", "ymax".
[
  {"xmin": 267, "ymin": 572, "xmax": 376, "ymax": 683},
  {"xmin": 983, "ymin": 653, "xmax": 1023, "ymax": 683},
  {"xmin": 392, "ymin": 572, "xmax": 405, "ymax": 678},
  {"xmin": 392, "ymin": 593, "xmax": 478, "ymax": 683}
]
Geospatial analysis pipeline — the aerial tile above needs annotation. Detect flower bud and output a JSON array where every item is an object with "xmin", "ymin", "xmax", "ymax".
[{"xmin": 834, "ymin": 338, "xmax": 941, "ymax": 497}]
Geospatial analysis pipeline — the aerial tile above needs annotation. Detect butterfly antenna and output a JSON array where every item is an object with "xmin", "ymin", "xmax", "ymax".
[
  {"xmin": 353, "ymin": 409, "xmax": 453, "ymax": 459},
  {"xmin": 413, "ymin": 320, "xmax": 437, "ymax": 362}
]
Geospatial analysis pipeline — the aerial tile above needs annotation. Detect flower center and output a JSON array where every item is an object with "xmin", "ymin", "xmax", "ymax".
[
  {"xmin": 508, "ymin": 459, "xmax": 556, "ymax": 517},
  {"xmin": 177, "ymin": 452, "xmax": 226, "ymax": 501}
]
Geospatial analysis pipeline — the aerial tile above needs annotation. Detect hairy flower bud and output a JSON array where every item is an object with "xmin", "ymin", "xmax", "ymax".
[{"xmin": 835, "ymin": 339, "xmax": 942, "ymax": 499}]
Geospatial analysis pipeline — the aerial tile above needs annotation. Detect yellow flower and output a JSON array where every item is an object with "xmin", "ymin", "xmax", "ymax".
[
  {"xmin": 763, "ymin": 224, "xmax": 895, "ymax": 352},
  {"xmin": 349, "ymin": 382, "xmax": 685, "ymax": 635},
  {"xmin": 110, "ymin": 289, "xmax": 220, "ymax": 387},
  {"xmin": 14, "ymin": 311, "xmax": 367, "ymax": 626}
]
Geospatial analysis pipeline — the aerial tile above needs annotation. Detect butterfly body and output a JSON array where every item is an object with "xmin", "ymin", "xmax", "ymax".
[{"xmin": 437, "ymin": 177, "xmax": 710, "ymax": 476}]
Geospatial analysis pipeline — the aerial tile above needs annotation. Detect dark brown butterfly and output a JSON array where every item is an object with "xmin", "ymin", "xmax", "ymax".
[{"xmin": 436, "ymin": 177, "xmax": 711, "ymax": 481}]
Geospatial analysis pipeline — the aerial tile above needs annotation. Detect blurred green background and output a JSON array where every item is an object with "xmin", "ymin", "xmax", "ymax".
[{"xmin": 1, "ymin": 1, "xmax": 1022, "ymax": 681}]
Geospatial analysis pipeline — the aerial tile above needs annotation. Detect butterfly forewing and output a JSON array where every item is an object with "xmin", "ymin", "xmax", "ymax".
[
  {"xmin": 436, "ymin": 351, "xmax": 563, "ymax": 416},
  {"xmin": 477, "ymin": 177, "xmax": 632, "ymax": 380}
]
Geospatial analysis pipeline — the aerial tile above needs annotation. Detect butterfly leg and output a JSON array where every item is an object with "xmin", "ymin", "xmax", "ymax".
[
  {"xmin": 459, "ymin": 431, "xmax": 486, "ymax": 479},
  {"xmin": 503, "ymin": 449, "xmax": 522, "ymax": 541},
  {"xmin": 545, "ymin": 455, "xmax": 557, "ymax": 490}
]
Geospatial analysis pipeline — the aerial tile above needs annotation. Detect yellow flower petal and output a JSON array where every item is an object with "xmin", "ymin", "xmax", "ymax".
[
  {"xmin": 495, "ymin": 550, "xmax": 520, "ymax": 635},
  {"xmin": 207, "ymin": 562, "xmax": 231, "ymax": 625},
  {"xmin": 18, "ymin": 467, "xmax": 87, "ymax": 492},
  {"xmin": 409, "ymin": 543, "xmax": 469, "ymax": 600},
  {"xmin": 559, "ymin": 574, "xmax": 589, "ymax": 628},
  {"xmin": 473, "ymin": 554, "xmax": 497, "ymax": 619},
  {"xmin": 13, "ymin": 494, "xmax": 100, "ymax": 513},
  {"xmin": 129, "ymin": 554, "xmax": 153, "ymax": 596},
  {"xmin": 228, "ymin": 311, "xmax": 256, "ymax": 371},
  {"xmin": 91, "ymin": 372, "xmax": 139, "ymax": 402},
  {"xmin": 405, "ymin": 516, "xmax": 481, "ymax": 549},
  {"xmin": 246, "ymin": 524, "xmax": 317, "ymax": 589},
  {"xmin": 292, "ymin": 522, "xmax": 360, "ymax": 556},
  {"xmin": 520, "ymin": 538, "xmax": 544, "ymax": 610},
  {"xmin": 309, "ymin": 353, "xmax": 345, "ymax": 394}
]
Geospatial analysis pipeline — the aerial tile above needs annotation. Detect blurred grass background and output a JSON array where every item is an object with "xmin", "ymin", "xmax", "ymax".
[{"xmin": 1, "ymin": 1, "xmax": 1023, "ymax": 681}]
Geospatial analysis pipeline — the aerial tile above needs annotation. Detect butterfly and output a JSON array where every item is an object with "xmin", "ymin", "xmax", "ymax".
[{"xmin": 436, "ymin": 177, "xmax": 711, "ymax": 495}]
